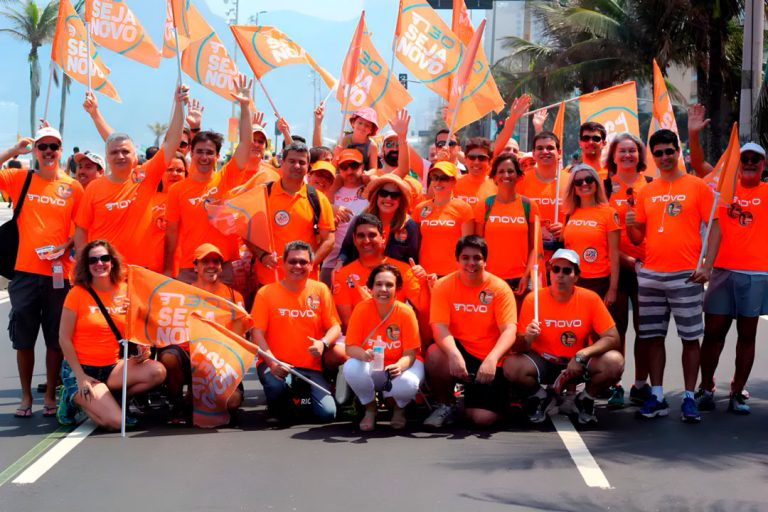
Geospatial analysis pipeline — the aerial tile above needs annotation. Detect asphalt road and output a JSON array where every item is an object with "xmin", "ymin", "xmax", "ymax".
[{"xmin": 0, "ymin": 295, "xmax": 766, "ymax": 512}]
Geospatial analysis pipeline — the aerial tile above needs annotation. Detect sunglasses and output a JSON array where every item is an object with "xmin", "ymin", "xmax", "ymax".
[
  {"xmin": 550, "ymin": 265, "xmax": 574, "ymax": 276},
  {"xmin": 435, "ymin": 140, "xmax": 458, "ymax": 148},
  {"xmin": 88, "ymin": 254, "xmax": 112, "ymax": 265},
  {"xmin": 580, "ymin": 135, "xmax": 603, "ymax": 143},
  {"xmin": 467, "ymin": 154, "xmax": 490, "ymax": 162},
  {"xmin": 339, "ymin": 162, "xmax": 362, "ymax": 171},
  {"xmin": 652, "ymin": 148, "xmax": 677, "ymax": 157},
  {"xmin": 178, "ymin": 140, "xmax": 189, "ymax": 148},
  {"xmin": 430, "ymin": 174, "xmax": 453, "ymax": 183},
  {"xmin": 573, "ymin": 176, "xmax": 596, "ymax": 187},
  {"xmin": 36, "ymin": 143, "xmax": 60, "ymax": 151},
  {"xmin": 741, "ymin": 154, "xmax": 764, "ymax": 165},
  {"xmin": 384, "ymin": 140, "xmax": 398, "ymax": 149},
  {"xmin": 378, "ymin": 189, "xmax": 402, "ymax": 199},
  {"xmin": 285, "ymin": 258, "xmax": 310, "ymax": 266}
]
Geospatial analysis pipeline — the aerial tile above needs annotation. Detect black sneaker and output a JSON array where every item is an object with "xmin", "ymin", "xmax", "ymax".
[
  {"xmin": 576, "ymin": 392, "xmax": 597, "ymax": 424},
  {"xmin": 525, "ymin": 388, "xmax": 557, "ymax": 424}
]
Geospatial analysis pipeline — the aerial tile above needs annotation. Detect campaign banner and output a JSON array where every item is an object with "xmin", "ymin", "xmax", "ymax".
[
  {"xmin": 84, "ymin": 0, "xmax": 161, "ymax": 68},
  {"xmin": 645, "ymin": 60, "xmax": 686, "ymax": 176},
  {"xmin": 578, "ymin": 82, "xmax": 639, "ymax": 139},
  {"xmin": 181, "ymin": 27, "xmax": 243, "ymax": 102}
]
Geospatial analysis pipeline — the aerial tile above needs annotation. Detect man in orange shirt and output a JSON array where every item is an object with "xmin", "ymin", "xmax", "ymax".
[
  {"xmin": 73, "ymin": 151, "xmax": 105, "ymax": 188},
  {"xmin": 0, "ymin": 127, "xmax": 84, "ymax": 417},
  {"xmin": 74, "ymin": 84, "xmax": 187, "ymax": 267},
  {"xmin": 504, "ymin": 249, "xmax": 623, "ymax": 424},
  {"xmin": 434, "ymin": 129, "xmax": 466, "ymax": 174},
  {"xmin": 455, "ymin": 137, "xmax": 496, "ymax": 206},
  {"xmin": 424, "ymin": 235, "xmax": 517, "ymax": 428},
  {"xmin": 242, "ymin": 122, "xmax": 280, "ymax": 185},
  {"xmin": 626, "ymin": 129, "xmax": 720, "ymax": 423},
  {"xmin": 574, "ymin": 122, "xmax": 608, "ymax": 180},
  {"xmin": 251, "ymin": 241, "xmax": 340, "ymax": 423}
]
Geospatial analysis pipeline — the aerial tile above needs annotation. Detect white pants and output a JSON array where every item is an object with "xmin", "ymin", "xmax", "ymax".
[{"xmin": 342, "ymin": 358, "xmax": 424, "ymax": 408}]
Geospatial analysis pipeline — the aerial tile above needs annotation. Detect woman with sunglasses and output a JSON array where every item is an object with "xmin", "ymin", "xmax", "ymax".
[
  {"xmin": 474, "ymin": 154, "xmax": 539, "ymax": 309},
  {"xmin": 57, "ymin": 241, "xmax": 166, "ymax": 429},
  {"xmin": 147, "ymin": 152, "xmax": 188, "ymax": 274},
  {"xmin": 343, "ymin": 264, "xmax": 423, "ymax": 431},
  {"xmin": 413, "ymin": 162, "xmax": 475, "ymax": 277},
  {"xmin": 550, "ymin": 164, "xmax": 619, "ymax": 308}
]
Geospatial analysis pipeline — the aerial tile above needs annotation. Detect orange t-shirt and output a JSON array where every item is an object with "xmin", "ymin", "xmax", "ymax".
[
  {"xmin": 346, "ymin": 299, "xmax": 420, "ymax": 365},
  {"xmin": 714, "ymin": 182, "xmax": 768, "ymax": 271},
  {"xmin": 606, "ymin": 175, "xmax": 651, "ymax": 261},
  {"xmin": 474, "ymin": 196, "xmax": 539, "ymax": 279},
  {"xmin": 516, "ymin": 169, "xmax": 569, "ymax": 242},
  {"xmin": 563, "ymin": 204, "xmax": 620, "ymax": 279},
  {"xmin": 332, "ymin": 257, "xmax": 424, "ymax": 311},
  {"xmin": 251, "ymin": 279, "xmax": 340, "ymax": 371},
  {"xmin": 243, "ymin": 161, "xmax": 280, "ymax": 185},
  {"xmin": 165, "ymin": 160, "xmax": 244, "ymax": 268},
  {"xmin": 64, "ymin": 282, "xmax": 127, "ymax": 367},
  {"xmin": 430, "ymin": 272, "xmax": 517, "ymax": 361},
  {"xmin": 413, "ymin": 198, "xmax": 474, "ymax": 276},
  {"xmin": 634, "ymin": 174, "xmax": 716, "ymax": 272},
  {"xmin": 519, "ymin": 286, "xmax": 615, "ymax": 361},
  {"xmin": 253, "ymin": 181, "xmax": 335, "ymax": 285},
  {"xmin": 0, "ymin": 170, "xmax": 82, "ymax": 276},
  {"xmin": 76, "ymin": 148, "xmax": 166, "ymax": 266},
  {"xmin": 455, "ymin": 174, "xmax": 496, "ymax": 206}
]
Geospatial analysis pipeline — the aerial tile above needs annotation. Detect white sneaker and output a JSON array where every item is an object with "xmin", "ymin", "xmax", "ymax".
[
  {"xmin": 558, "ymin": 391, "xmax": 578, "ymax": 415},
  {"xmin": 423, "ymin": 403, "xmax": 455, "ymax": 428},
  {"xmin": 334, "ymin": 366, "xmax": 351, "ymax": 404}
]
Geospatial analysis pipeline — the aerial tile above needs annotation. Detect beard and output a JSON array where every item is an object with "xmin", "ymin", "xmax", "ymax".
[{"xmin": 383, "ymin": 151, "xmax": 399, "ymax": 167}]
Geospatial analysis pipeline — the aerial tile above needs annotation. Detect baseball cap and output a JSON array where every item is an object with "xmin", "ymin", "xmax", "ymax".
[
  {"xmin": 338, "ymin": 148, "xmax": 364, "ymax": 164},
  {"xmin": 252, "ymin": 124, "xmax": 267, "ymax": 137},
  {"xmin": 550, "ymin": 248, "xmax": 580, "ymax": 267},
  {"xmin": 380, "ymin": 129, "xmax": 397, "ymax": 141},
  {"xmin": 310, "ymin": 160, "xmax": 336, "ymax": 177},
  {"xmin": 34, "ymin": 126, "xmax": 62, "ymax": 143},
  {"xmin": 740, "ymin": 142, "xmax": 766, "ymax": 158},
  {"xmin": 74, "ymin": 150, "xmax": 106, "ymax": 169},
  {"xmin": 428, "ymin": 161, "xmax": 458, "ymax": 179},
  {"xmin": 193, "ymin": 243, "xmax": 224, "ymax": 262}
]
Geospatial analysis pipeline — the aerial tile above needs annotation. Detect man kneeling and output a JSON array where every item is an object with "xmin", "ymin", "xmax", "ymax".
[{"xmin": 504, "ymin": 249, "xmax": 624, "ymax": 424}]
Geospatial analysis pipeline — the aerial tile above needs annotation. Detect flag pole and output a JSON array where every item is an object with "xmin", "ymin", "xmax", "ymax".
[
  {"xmin": 85, "ymin": 22, "xmax": 92, "ymax": 92},
  {"xmin": 445, "ymin": 84, "xmax": 466, "ymax": 145},
  {"xmin": 338, "ymin": 88, "xmax": 352, "ymax": 146},
  {"xmin": 695, "ymin": 191, "xmax": 719, "ymax": 272},
  {"xmin": 533, "ymin": 263, "xmax": 539, "ymax": 322},
  {"xmin": 553, "ymin": 159, "xmax": 562, "ymax": 222},
  {"xmin": 43, "ymin": 61, "xmax": 54, "ymax": 121},
  {"xmin": 257, "ymin": 349, "xmax": 332, "ymax": 395},
  {"xmin": 255, "ymin": 76, "xmax": 280, "ymax": 119},
  {"xmin": 172, "ymin": 27, "xmax": 183, "ymax": 86},
  {"xmin": 320, "ymin": 83, "xmax": 336, "ymax": 106},
  {"xmin": 120, "ymin": 339, "xmax": 128, "ymax": 438}
]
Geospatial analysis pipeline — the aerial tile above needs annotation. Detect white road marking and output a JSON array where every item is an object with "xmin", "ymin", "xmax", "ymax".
[
  {"xmin": 12, "ymin": 421, "xmax": 97, "ymax": 485},
  {"xmin": 0, "ymin": 290, "xmax": 9, "ymax": 304},
  {"xmin": 551, "ymin": 415, "xmax": 612, "ymax": 489}
]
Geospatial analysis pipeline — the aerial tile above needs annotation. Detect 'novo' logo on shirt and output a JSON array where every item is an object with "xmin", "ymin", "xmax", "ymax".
[
  {"xmin": 105, "ymin": 199, "xmax": 133, "ymax": 211},
  {"xmin": 567, "ymin": 220, "xmax": 598, "ymax": 227},
  {"xmin": 453, "ymin": 304, "xmax": 487, "ymax": 313},
  {"xmin": 488, "ymin": 216, "xmax": 525, "ymax": 224},
  {"xmin": 650, "ymin": 194, "xmax": 686, "ymax": 203},
  {"xmin": 277, "ymin": 308, "xmax": 316, "ymax": 318},
  {"xmin": 27, "ymin": 194, "xmax": 66, "ymax": 206},
  {"xmin": 421, "ymin": 219, "xmax": 455, "ymax": 227},
  {"xmin": 544, "ymin": 319, "xmax": 583, "ymax": 328}
]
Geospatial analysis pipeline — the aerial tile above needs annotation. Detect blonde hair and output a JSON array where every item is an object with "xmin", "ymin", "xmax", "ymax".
[{"xmin": 564, "ymin": 164, "xmax": 608, "ymax": 215}]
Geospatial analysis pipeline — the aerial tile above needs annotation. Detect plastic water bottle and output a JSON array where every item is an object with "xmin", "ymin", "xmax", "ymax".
[
  {"xmin": 372, "ymin": 339, "xmax": 385, "ymax": 371},
  {"xmin": 52, "ymin": 262, "xmax": 64, "ymax": 289}
]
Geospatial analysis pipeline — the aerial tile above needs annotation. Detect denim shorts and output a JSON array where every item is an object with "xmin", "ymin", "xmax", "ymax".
[{"xmin": 704, "ymin": 269, "xmax": 768, "ymax": 317}]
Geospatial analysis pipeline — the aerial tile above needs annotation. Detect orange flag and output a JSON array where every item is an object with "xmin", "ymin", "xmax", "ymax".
[
  {"xmin": 394, "ymin": 0, "xmax": 462, "ymax": 100},
  {"xmin": 444, "ymin": 18, "xmax": 486, "ymax": 130},
  {"xmin": 188, "ymin": 314, "xmax": 257, "ymax": 428},
  {"xmin": 126, "ymin": 266, "xmax": 252, "ymax": 348},
  {"xmin": 578, "ymin": 82, "xmax": 639, "ymax": 139},
  {"xmin": 552, "ymin": 101, "xmax": 565, "ymax": 166},
  {"xmin": 445, "ymin": 1, "xmax": 504, "ymax": 130},
  {"xmin": 645, "ymin": 60, "xmax": 686, "ymax": 176},
  {"xmin": 705, "ymin": 122, "xmax": 740, "ymax": 204},
  {"xmin": 51, "ymin": 0, "xmax": 121, "ymax": 102},
  {"xmin": 339, "ymin": 11, "xmax": 366, "ymax": 112},
  {"xmin": 203, "ymin": 182, "xmax": 274, "ymax": 253},
  {"xmin": 84, "ymin": 0, "xmax": 161, "ymax": 68},
  {"xmin": 162, "ymin": 0, "xmax": 207, "ymax": 57},
  {"xmin": 337, "ymin": 14, "xmax": 412, "ymax": 128},
  {"xmin": 231, "ymin": 25, "xmax": 336, "ymax": 89},
  {"xmin": 180, "ymin": 24, "xmax": 244, "ymax": 102}
]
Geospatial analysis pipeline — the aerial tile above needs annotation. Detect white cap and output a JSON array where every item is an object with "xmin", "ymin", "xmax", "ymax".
[
  {"xmin": 551, "ymin": 248, "xmax": 580, "ymax": 267},
  {"xmin": 34, "ymin": 126, "xmax": 62, "ymax": 143},
  {"xmin": 252, "ymin": 124, "xmax": 267, "ymax": 136},
  {"xmin": 380, "ymin": 129, "xmax": 397, "ymax": 140},
  {"xmin": 740, "ymin": 142, "xmax": 766, "ymax": 158},
  {"xmin": 74, "ymin": 150, "xmax": 106, "ymax": 169}
]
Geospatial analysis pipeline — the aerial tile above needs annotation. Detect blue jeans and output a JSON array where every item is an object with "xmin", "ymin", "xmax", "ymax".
[{"xmin": 256, "ymin": 363, "xmax": 336, "ymax": 423}]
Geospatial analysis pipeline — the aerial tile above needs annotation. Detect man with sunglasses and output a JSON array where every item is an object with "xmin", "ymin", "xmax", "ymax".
[
  {"xmin": 0, "ymin": 126, "xmax": 84, "ymax": 418},
  {"xmin": 574, "ymin": 122, "xmax": 608, "ymax": 180},
  {"xmin": 434, "ymin": 129, "xmax": 467, "ymax": 174},
  {"xmin": 504, "ymin": 249, "xmax": 623, "ymax": 424},
  {"xmin": 455, "ymin": 137, "xmax": 497, "ymax": 205},
  {"xmin": 375, "ymin": 111, "xmax": 423, "ymax": 202},
  {"xmin": 625, "ymin": 129, "xmax": 720, "ymax": 423}
]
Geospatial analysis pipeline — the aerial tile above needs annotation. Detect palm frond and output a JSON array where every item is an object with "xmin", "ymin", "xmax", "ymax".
[{"xmin": 562, "ymin": 8, "xmax": 622, "ymax": 40}]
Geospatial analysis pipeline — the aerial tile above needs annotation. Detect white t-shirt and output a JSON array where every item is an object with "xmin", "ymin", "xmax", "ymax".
[{"xmin": 322, "ymin": 185, "xmax": 368, "ymax": 268}]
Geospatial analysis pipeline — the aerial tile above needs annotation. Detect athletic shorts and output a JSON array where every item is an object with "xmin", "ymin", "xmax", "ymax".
[
  {"xmin": 157, "ymin": 345, "xmax": 191, "ymax": 382},
  {"xmin": 522, "ymin": 351, "xmax": 589, "ymax": 386},
  {"xmin": 8, "ymin": 271, "xmax": 69, "ymax": 350},
  {"xmin": 637, "ymin": 268, "xmax": 704, "ymax": 340},
  {"xmin": 703, "ymin": 269, "xmax": 768, "ymax": 317},
  {"xmin": 455, "ymin": 340, "xmax": 508, "ymax": 413}
]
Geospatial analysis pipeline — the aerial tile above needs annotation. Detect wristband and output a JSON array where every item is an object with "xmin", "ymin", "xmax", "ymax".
[{"xmin": 320, "ymin": 337, "xmax": 329, "ymax": 348}]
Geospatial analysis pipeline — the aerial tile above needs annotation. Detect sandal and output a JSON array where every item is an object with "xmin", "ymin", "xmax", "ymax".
[
  {"xmin": 15, "ymin": 406, "xmax": 32, "ymax": 418},
  {"xmin": 43, "ymin": 405, "xmax": 57, "ymax": 417},
  {"xmin": 390, "ymin": 407, "xmax": 407, "ymax": 430},
  {"xmin": 359, "ymin": 409, "xmax": 376, "ymax": 432}
]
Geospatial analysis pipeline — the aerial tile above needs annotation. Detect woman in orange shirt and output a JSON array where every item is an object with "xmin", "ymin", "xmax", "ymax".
[
  {"xmin": 343, "ymin": 264, "xmax": 423, "ymax": 431},
  {"xmin": 57, "ymin": 241, "xmax": 166, "ymax": 430},
  {"xmin": 148, "ymin": 152, "xmax": 187, "ymax": 273},
  {"xmin": 551, "ymin": 164, "xmax": 619, "ymax": 306}
]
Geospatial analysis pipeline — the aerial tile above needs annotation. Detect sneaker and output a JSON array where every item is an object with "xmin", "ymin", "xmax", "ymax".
[
  {"xmin": 56, "ymin": 388, "xmax": 78, "ymax": 427},
  {"xmin": 423, "ymin": 403, "xmax": 455, "ymax": 428},
  {"xmin": 525, "ymin": 388, "xmax": 557, "ymax": 424},
  {"xmin": 124, "ymin": 414, "xmax": 139, "ymax": 429},
  {"xmin": 728, "ymin": 392, "xmax": 750, "ymax": 415},
  {"xmin": 558, "ymin": 391, "xmax": 578, "ymax": 415},
  {"xmin": 681, "ymin": 397, "xmax": 701, "ymax": 423},
  {"xmin": 575, "ymin": 392, "xmax": 597, "ymax": 424},
  {"xmin": 607, "ymin": 385, "xmax": 625, "ymax": 409},
  {"xmin": 637, "ymin": 396, "xmax": 669, "ymax": 418},
  {"xmin": 334, "ymin": 367, "xmax": 351, "ymax": 405},
  {"xmin": 167, "ymin": 402, "xmax": 188, "ymax": 425},
  {"xmin": 694, "ymin": 388, "xmax": 715, "ymax": 411},
  {"xmin": 629, "ymin": 384, "xmax": 652, "ymax": 405}
]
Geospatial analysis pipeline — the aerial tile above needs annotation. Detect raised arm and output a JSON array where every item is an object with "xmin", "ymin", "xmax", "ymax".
[
  {"xmin": 0, "ymin": 138, "xmax": 33, "ymax": 167},
  {"xmin": 161, "ymin": 83, "xmax": 190, "ymax": 166},
  {"xmin": 82, "ymin": 91, "xmax": 114, "ymax": 142},
  {"xmin": 492, "ymin": 95, "xmax": 531, "ymax": 158},
  {"xmin": 687, "ymin": 103, "xmax": 714, "ymax": 178},
  {"xmin": 391, "ymin": 109, "xmax": 411, "ymax": 179},
  {"xmin": 230, "ymin": 75, "xmax": 254, "ymax": 169},
  {"xmin": 312, "ymin": 104, "xmax": 324, "ymax": 147}
]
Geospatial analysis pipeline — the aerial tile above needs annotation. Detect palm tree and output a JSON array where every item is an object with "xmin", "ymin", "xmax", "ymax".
[
  {"xmin": 148, "ymin": 123, "xmax": 168, "ymax": 147},
  {"xmin": 0, "ymin": 0, "xmax": 59, "ymax": 135}
]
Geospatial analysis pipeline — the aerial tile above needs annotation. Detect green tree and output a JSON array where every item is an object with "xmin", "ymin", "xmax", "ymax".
[
  {"xmin": 147, "ymin": 122, "xmax": 168, "ymax": 147},
  {"xmin": 0, "ymin": 0, "xmax": 59, "ymax": 135}
]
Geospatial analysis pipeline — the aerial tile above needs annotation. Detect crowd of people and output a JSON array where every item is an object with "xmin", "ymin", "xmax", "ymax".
[{"xmin": 1, "ymin": 77, "xmax": 765, "ymax": 432}]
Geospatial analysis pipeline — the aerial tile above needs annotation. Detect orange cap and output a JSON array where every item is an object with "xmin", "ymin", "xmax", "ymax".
[
  {"xmin": 193, "ymin": 243, "xmax": 224, "ymax": 262},
  {"xmin": 310, "ymin": 160, "xmax": 337, "ymax": 177},
  {"xmin": 338, "ymin": 148, "xmax": 364, "ymax": 164}
]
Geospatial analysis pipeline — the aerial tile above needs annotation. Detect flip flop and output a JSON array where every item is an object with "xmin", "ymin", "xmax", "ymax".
[
  {"xmin": 43, "ymin": 405, "xmax": 57, "ymax": 417},
  {"xmin": 14, "ymin": 406, "xmax": 32, "ymax": 418}
]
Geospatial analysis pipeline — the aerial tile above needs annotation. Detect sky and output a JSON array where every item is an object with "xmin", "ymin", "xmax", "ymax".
[{"xmin": 0, "ymin": 0, "xmax": 484, "ymax": 158}]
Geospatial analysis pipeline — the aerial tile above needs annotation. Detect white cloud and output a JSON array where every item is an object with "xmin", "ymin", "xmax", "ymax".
[{"xmin": 204, "ymin": 0, "xmax": 364, "ymax": 23}]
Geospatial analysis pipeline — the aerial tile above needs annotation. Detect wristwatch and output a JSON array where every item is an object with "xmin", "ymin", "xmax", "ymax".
[
  {"xmin": 320, "ymin": 337, "xmax": 329, "ymax": 348},
  {"xmin": 574, "ymin": 353, "xmax": 589, "ymax": 366}
]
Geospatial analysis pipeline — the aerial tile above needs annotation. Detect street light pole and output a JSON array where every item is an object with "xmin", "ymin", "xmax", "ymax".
[{"xmin": 739, "ymin": 0, "xmax": 765, "ymax": 141}]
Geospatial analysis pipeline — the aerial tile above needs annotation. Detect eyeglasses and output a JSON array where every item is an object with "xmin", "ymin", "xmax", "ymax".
[
  {"xmin": 285, "ymin": 258, "xmax": 310, "ymax": 266},
  {"xmin": 384, "ymin": 140, "xmax": 398, "ymax": 149},
  {"xmin": 378, "ymin": 189, "xmax": 402, "ymax": 199},
  {"xmin": 550, "ymin": 265, "xmax": 574, "ymax": 276},
  {"xmin": 178, "ymin": 141, "xmax": 189, "ymax": 149},
  {"xmin": 580, "ymin": 135, "xmax": 603, "ymax": 143},
  {"xmin": 573, "ymin": 176, "xmax": 596, "ymax": 187},
  {"xmin": 435, "ymin": 140, "xmax": 458, "ymax": 148},
  {"xmin": 652, "ymin": 148, "xmax": 677, "ymax": 157},
  {"xmin": 429, "ymin": 174, "xmax": 453, "ymax": 183},
  {"xmin": 339, "ymin": 162, "xmax": 362, "ymax": 171},
  {"xmin": 88, "ymin": 254, "xmax": 112, "ymax": 265},
  {"xmin": 741, "ymin": 154, "xmax": 764, "ymax": 165},
  {"xmin": 36, "ymin": 143, "xmax": 60, "ymax": 151},
  {"xmin": 467, "ymin": 154, "xmax": 490, "ymax": 162}
]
